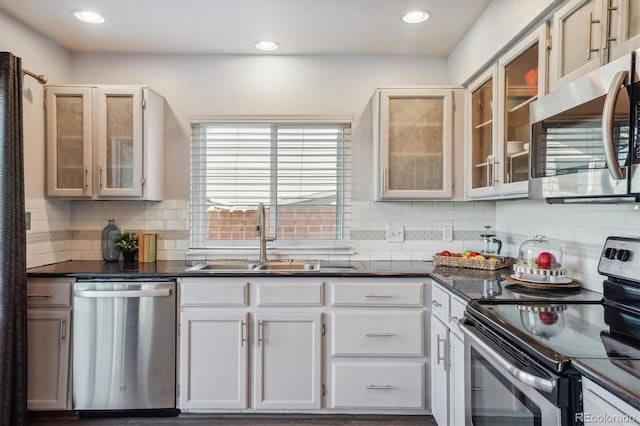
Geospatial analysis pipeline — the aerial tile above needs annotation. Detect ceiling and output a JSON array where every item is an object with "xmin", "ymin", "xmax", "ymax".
[{"xmin": 0, "ymin": 0, "xmax": 490, "ymax": 56}]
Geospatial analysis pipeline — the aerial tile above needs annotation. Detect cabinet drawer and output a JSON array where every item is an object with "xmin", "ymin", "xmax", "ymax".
[
  {"xmin": 255, "ymin": 280, "xmax": 323, "ymax": 306},
  {"xmin": 331, "ymin": 361, "xmax": 424, "ymax": 409},
  {"xmin": 180, "ymin": 279, "xmax": 247, "ymax": 306},
  {"xmin": 332, "ymin": 310, "xmax": 424, "ymax": 356},
  {"xmin": 330, "ymin": 281, "xmax": 424, "ymax": 306},
  {"xmin": 27, "ymin": 279, "xmax": 72, "ymax": 307},
  {"xmin": 430, "ymin": 283, "xmax": 450, "ymax": 323}
]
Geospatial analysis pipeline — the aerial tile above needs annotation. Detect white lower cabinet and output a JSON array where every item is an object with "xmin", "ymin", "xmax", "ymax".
[
  {"xmin": 179, "ymin": 312, "xmax": 249, "ymax": 409},
  {"xmin": 27, "ymin": 278, "xmax": 72, "ymax": 411},
  {"xmin": 253, "ymin": 313, "xmax": 322, "ymax": 409},
  {"xmin": 178, "ymin": 278, "xmax": 323, "ymax": 412},
  {"xmin": 581, "ymin": 377, "xmax": 640, "ymax": 425},
  {"xmin": 429, "ymin": 279, "xmax": 467, "ymax": 425},
  {"xmin": 328, "ymin": 279, "xmax": 427, "ymax": 411}
]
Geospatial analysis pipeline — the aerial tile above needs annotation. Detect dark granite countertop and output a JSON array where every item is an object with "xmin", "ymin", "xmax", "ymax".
[
  {"xmin": 26, "ymin": 259, "xmax": 436, "ymax": 279},
  {"xmin": 574, "ymin": 358, "xmax": 640, "ymax": 410}
]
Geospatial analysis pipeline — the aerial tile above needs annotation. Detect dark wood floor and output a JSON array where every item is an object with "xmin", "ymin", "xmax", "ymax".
[{"xmin": 28, "ymin": 413, "xmax": 436, "ymax": 426}]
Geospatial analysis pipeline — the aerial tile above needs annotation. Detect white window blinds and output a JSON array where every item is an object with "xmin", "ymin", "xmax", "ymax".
[{"xmin": 190, "ymin": 121, "xmax": 351, "ymax": 249}]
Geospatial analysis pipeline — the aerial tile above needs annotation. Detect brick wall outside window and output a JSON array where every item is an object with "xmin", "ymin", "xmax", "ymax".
[{"xmin": 207, "ymin": 206, "xmax": 337, "ymax": 240}]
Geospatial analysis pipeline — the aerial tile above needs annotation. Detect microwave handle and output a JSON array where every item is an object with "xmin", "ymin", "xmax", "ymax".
[
  {"xmin": 602, "ymin": 70, "xmax": 628, "ymax": 180},
  {"xmin": 460, "ymin": 321, "xmax": 556, "ymax": 393}
]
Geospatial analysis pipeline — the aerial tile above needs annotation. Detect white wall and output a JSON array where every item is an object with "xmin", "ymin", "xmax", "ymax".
[
  {"xmin": 0, "ymin": 9, "xmax": 75, "ymax": 267},
  {"xmin": 448, "ymin": 0, "xmax": 556, "ymax": 84}
]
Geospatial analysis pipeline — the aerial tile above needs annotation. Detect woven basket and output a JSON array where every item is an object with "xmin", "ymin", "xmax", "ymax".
[{"xmin": 433, "ymin": 255, "xmax": 514, "ymax": 271}]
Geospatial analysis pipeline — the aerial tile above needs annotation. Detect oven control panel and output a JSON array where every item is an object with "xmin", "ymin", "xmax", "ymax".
[{"xmin": 598, "ymin": 237, "xmax": 640, "ymax": 281}]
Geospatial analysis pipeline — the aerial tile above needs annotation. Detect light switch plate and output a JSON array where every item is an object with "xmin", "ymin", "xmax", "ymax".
[{"xmin": 387, "ymin": 224, "xmax": 404, "ymax": 242}]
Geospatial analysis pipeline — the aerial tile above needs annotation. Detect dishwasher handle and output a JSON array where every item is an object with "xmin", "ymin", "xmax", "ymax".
[{"xmin": 74, "ymin": 288, "xmax": 173, "ymax": 298}]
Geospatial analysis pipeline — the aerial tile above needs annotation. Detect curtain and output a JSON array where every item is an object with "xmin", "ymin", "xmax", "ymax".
[{"xmin": 0, "ymin": 52, "xmax": 27, "ymax": 426}]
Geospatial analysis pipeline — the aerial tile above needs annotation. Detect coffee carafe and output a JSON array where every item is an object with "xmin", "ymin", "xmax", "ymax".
[{"xmin": 480, "ymin": 225, "xmax": 502, "ymax": 255}]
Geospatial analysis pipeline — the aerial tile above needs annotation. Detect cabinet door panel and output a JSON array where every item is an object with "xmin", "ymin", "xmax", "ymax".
[
  {"xmin": 254, "ymin": 313, "xmax": 322, "ymax": 409},
  {"xmin": 607, "ymin": 0, "xmax": 640, "ymax": 61},
  {"xmin": 45, "ymin": 87, "xmax": 93, "ymax": 198},
  {"xmin": 27, "ymin": 310, "xmax": 70, "ymax": 410},
  {"xmin": 430, "ymin": 316, "xmax": 449, "ymax": 426},
  {"xmin": 449, "ymin": 332, "xmax": 466, "ymax": 426},
  {"xmin": 550, "ymin": 0, "xmax": 604, "ymax": 91},
  {"xmin": 375, "ymin": 88, "xmax": 454, "ymax": 200},
  {"xmin": 179, "ymin": 312, "xmax": 248, "ymax": 410},
  {"xmin": 96, "ymin": 87, "xmax": 143, "ymax": 198}
]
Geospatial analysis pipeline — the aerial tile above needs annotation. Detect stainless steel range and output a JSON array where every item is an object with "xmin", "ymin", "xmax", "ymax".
[{"xmin": 462, "ymin": 236, "xmax": 640, "ymax": 426}]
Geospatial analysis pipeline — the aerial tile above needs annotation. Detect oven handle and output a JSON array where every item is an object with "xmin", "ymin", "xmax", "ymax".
[
  {"xmin": 602, "ymin": 69, "xmax": 628, "ymax": 180},
  {"xmin": 459, "ymin": 322, "xmax": 556, "ymax": 394}
]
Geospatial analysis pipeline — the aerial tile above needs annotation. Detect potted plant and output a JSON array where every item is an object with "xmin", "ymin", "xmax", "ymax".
[{"xmin": 115, "ymin": 231, "xmax": 138, "ymax": 263}]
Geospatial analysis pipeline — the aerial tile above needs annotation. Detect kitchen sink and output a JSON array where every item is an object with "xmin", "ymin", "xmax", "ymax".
[{"xmin": 186, "ymin": 259, "xmax": 321, "ymax": 272}]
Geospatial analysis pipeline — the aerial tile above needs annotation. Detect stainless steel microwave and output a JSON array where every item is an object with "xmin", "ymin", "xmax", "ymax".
[{"xmin": 529, "ymin": 49, "xmax": 640, "ymax": 203}]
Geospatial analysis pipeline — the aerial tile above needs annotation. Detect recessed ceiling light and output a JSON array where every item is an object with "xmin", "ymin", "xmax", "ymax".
[
  {"xmin": 403, "ymin": 10, "xmax": 430, "ymax": 24},
  {"xmin": 255, "ymin": 40, "xmax": 279, "ymax": 51},
  {"xmin": 72, "ymin": 10, "xmax": 105, "ymax": 24}
]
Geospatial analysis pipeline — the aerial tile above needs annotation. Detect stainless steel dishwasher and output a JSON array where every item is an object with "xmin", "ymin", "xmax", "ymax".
[{"xmin": 72, "ymin": 280, "xmax": 176, "ymax": 411}]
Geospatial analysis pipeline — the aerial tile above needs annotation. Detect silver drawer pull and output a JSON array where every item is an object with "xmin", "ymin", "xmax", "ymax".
[
  {"xmin": 449, "ymin": 316, "xmax": 461, "ymax": 325},
  {"xmin": 27, "ymin": 293, "xmax": 53, "ymax": 298},
  {"xmin": 366, "ymin": 332, "xmax": 394, "ymax": 337},
  {"xmin": 365, "ymin": 294, "xmax": 393, "ymax": 298},
  {"xmin": 367, "ymin": 385, "xmax": 394, "ymax": 390},
  {"xmin": 432, "ymin": 300, "xmax": 442, "ymax": 307}
]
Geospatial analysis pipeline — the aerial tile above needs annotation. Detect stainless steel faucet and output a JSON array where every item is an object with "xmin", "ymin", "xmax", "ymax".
[{"xmin": 256, "ymin": 202, "xmax": 274, "ymax": 263}]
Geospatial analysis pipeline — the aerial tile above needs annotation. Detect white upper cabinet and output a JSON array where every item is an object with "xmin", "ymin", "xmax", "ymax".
[
  {"xmin": 550, "ymin": 0, "xmax": 640, "ymax": 92},
  {"xmin": 373, "ymin": 88, "xmax": 455, "ymax": 200},
  {"xmin": 466, "ymin": 25, "xmax": 546, "ymax": 199},
  {"xmin": 45, "ymin": 85, "xmax": 164, "ymax": 200}
]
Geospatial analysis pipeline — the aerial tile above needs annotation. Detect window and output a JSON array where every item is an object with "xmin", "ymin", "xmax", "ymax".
[{"xmin": 190, "ymin": 120, "xmax": 351, "ymax": 250}]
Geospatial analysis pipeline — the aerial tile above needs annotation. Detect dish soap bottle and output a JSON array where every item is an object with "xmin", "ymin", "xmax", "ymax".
[{"xmin": 101, "ymin": 219, "xmax": 121, "ymax": 262}]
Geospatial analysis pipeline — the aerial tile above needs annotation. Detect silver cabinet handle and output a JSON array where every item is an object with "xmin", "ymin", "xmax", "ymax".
[
  {"xmin": 459, "ymin": 322, "xmax": 556, "ymax": 393},
  {"xmin": 84, "ymin": 168, "xmax": 89, "ymax": 189},
  {"xmin": 431, "ymin": 300, "xmax": 442, "ymax": 307},
  {"xmin": 444, "ymin": 339, "xmax": 451, "ymax": 369},
  {"xmin": 241, "ymin": 321, "xmax": 246, "ymax": 346},
  {"xmin": 74, "ymin": 289, "xmax": 172, "ymax": 298},
  {"xmin": 383, "ymin": 167, "xmax": 389, "ymax": 192},
  {"xmin": 449, "ymin": 315, "xmax": 461, "ymax": 325},
  {"xmin": 367, "ymin": 385, "xmax": 394, "ymax": 390},
  {"xmin": 366, "ymin": 332, "xmax": 394, "ymax": 337},
  {"xmin": 587, "ymin": 12, "xmax": 601, "ymax": 60},
  {"xmin": 602, "ymin": 70, "xmax": 628, "ymax": 180},
  {"xmin": 99, "ymin": 167, "xmax": 103, "ymax": 187},
  {"xmin": 603, "ymin": 0, "xmax": 618, "ymax": 59},
  {"xmin": 436, "ymin": 334, "xmax": 446, "ymax": 365},
  {"xmin": 27, "ymin": 293, "xmax": 52, "ymax": 298},
  {"xmin": 365, "ymin": 294, "xmax": 393, "ymax": 299},
  {"xmin": 258, "ymin": 320, "xmax": 264, "ymax": 346}
]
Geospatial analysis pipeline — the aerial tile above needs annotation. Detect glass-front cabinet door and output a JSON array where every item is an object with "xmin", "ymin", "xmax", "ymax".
[
  {"xmin": 497, "ymin": 27, "xmax": 546, "ymax": 195},
  {"xmin": 95, "ymin": 87, "xmax": 143, "ymax": 198},
  {"xmin": 467, "ymin": 67, "xmax": 498, "ymax": 198},
  {"xmin": 374, "ymin": 88, "xmax": 454, "ymax": 200},
  {"xmin": 46, "ymin": 87, "xmax": 93, "ymax": 198}
]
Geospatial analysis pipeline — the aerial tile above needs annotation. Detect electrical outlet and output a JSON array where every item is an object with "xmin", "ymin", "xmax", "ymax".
[
  {"xmin": 442, "ymin": 225, "xmax": 453, "ymax": 242},
  {"xmin": 387, "ymin": 224, "xmax": 404, "ymax": 242}
]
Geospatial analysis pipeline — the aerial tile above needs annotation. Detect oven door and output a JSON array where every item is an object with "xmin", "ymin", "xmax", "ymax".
[{"xmin": 460, "ymin": 321, "xmax": 567, "ymax": 426}]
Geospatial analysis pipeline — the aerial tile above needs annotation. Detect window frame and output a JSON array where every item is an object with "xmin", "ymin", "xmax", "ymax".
[{"xmin": 189, "ymin": 116, "xmax": 352, "ymax": 252}]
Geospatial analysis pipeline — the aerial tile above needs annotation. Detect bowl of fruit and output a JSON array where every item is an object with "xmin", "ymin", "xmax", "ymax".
[{"xmin": 433, "ymin": 250, "xmax": 514, "ymax": 270}]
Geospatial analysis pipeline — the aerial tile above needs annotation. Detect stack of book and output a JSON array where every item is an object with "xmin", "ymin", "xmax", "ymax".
[{"xmin": 137, "ymin": 233, "xmax": 158, "ymax": 263}]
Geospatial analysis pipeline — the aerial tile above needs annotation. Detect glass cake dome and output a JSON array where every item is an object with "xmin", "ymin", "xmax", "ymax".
[{"xmin": 513, "ymin": 235, "xmax": 569, "ymax": 283}]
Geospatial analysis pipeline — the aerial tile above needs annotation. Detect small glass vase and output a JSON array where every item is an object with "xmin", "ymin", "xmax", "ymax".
[{"xmin": 101, "ymin": 219, "xmax": 121, "ymax": 262}]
